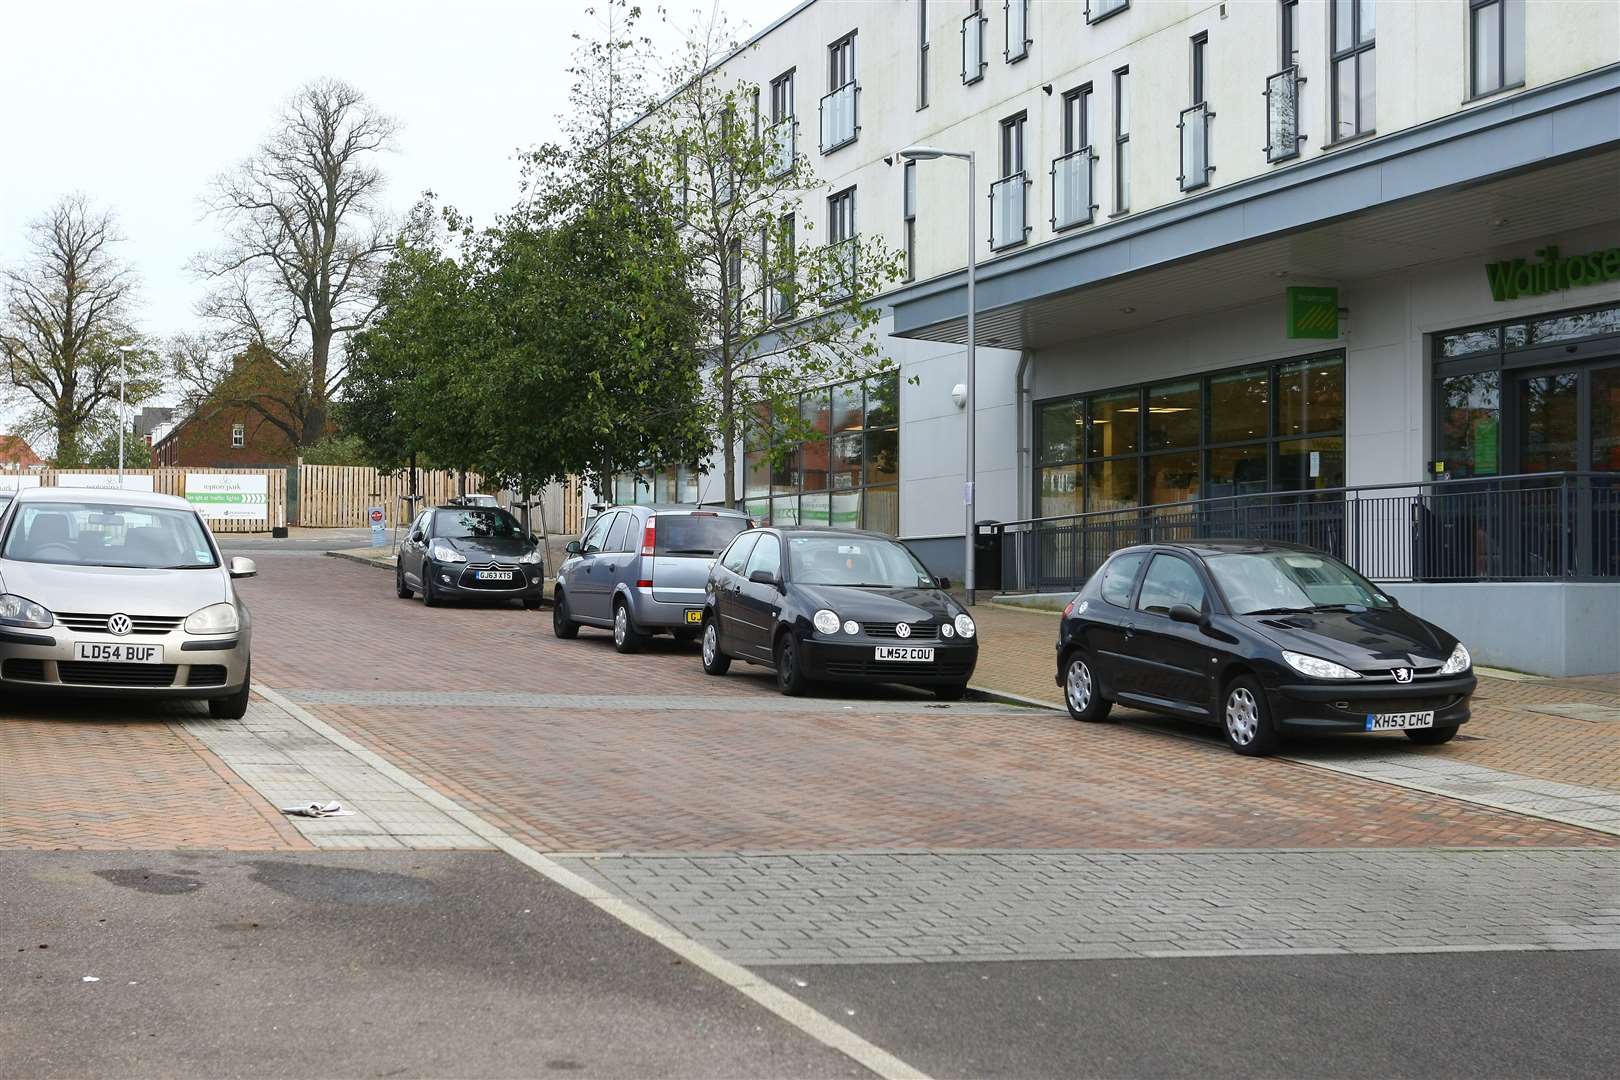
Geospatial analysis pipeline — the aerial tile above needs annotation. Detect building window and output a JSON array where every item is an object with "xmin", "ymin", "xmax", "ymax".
[
  {"xmin": 1087, "ymin": 0, "xmax": 1129, "ymax": 25},
  {"xmin": 769, "ymin": 212, "xmax": 796, "ymax": 320},
  {"xmin": 767, "ymin": 70, "xmax": 795, "ymax": 177},
  {"xmin": 917, "ymin": 0, "xmax": 930, "ymax": 109},
  {"xmin": 962, "ymin": 1, "xmax": 986, "ymax": 85},
  {"xmin": 1112, "ymin": 67, "xmax": 1130, "ymax": 213},
  {"xmin": 820, "ymin": 32, "xmax": 859, "ymax": 152},
  {"xmin": 771, "ymin": 69, "xmax": 794, "ymax": 123},
  {"xmin": 743, "ymin": 371, "xmax": 900, "ymax": 533},
  {"xmin": 1034, "ymin": 353, "xmax": 1346, "ymax": 518},
  {"xmin": 725, "ymin": 237, "xmax": 742, "ymax": 319},
  {"xmin": 1053, "ymin": 84, "xmax": 1095, "ymax": 230},
  {"xmin": 1470, "ymin": 0, "xmax": 1525, "ymax": 99},
  {"xmin": 1331, "ymin": 0, "xmax": 1375, "ymax": 141},
  {"xmin": 1006, "ymin": 0, "xmax": 1030, "ymax": 63},
  {"xmin": 1281, "ymin": 0, "xmax": 1299, "ymax": 67},
  {"xmin": 1179, "ymin": 33, "xmax": 1212, "ymax": 192},
  {"xmin": 231, "ymin": 423, "xmax": 245, "ymax": 449},
  {"xmin": 902, "ymin": 160, "xmax": 917, "ymax": 282},
  {"xmin": 991, "ymin": 112, "xmax": 1028, "ymax": 250},
  {"xmin": 609, "ymin": 465, "xmax": 704, "ymax": 506},
  {"xmin": 827, "ymin": 187, "xmax": 856, "ymax": 298}
]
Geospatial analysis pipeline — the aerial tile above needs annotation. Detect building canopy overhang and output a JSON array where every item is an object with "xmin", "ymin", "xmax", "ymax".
[{"xmin": 890, "ymin": 65, "xmax": 1620, "ymax": 350}]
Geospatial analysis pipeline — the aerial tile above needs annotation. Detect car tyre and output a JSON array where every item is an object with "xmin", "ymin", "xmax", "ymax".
[
  {"xmin": 1405, "ymin": 725, "xmax": 1460, "ymax": 746},
  {"xmin": 552, "ymin": 590, "xmax": 579, "ymax": 639},
  {"xmin": 422, "ymin": 568, "xmax": 442, "ymax": 607},
  {"xmin": 933, "ymin": 682, "xmax": 968, "ymax": 701},
  {"xmin": 1222, "ymin": 675, "xmax": 1281, "ymax": 756},
  {"xmin": 395, "ymin": 564, "xmax": 413, "ymax": 599},
  {"xmin": 701, "ymin": 618, "xmax": 730, "ymax": 676},
  {"xmin": 775, "ymin": 634, "xmax": 809, "ymax": 697},
  {"xmin": 1063, "ymin": 651, "xmax": 1113, "ymax": 723},
  {"xmin": 209, "ymin": 662, "xmax": 251, "ymax": 720},
  {"xmin": 612, "ymin": 600, "xmax": 642, "ymax": 654},
  {"xmin": 522, "ymin": 595, "xmax": 542, "ymax": 611}
]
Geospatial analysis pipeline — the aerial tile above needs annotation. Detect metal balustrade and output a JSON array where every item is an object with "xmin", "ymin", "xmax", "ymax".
[
  {"xmin": 990, "ymin": 172, "xmax": 1029, "ymax": 251},
  {"xmin": 767, "ymin": 118, "xmax": 795, "ymax": 178},
  {"xmin": 819, "ymin": 82, "xmax": 858, "ymax": 153},
  {"xmin": 1265, "ymin": 66, "xmax": 1306, "ymax": 163},
  {"xmin": 985, "ymin": 472, "xmax": 1620, "ymax": 594},
  {"xmin": 1178, "ymin": 102, "xmax": 1213, "ymax": 191},
  {"xmin": 1050, "ymin": 148, "xmax": 1095, "ymax": 230}
]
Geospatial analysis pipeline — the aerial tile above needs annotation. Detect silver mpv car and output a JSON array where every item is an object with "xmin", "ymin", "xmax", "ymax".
[
  {"xmin": 552, "ymin": 504, "xmax": 751, "ymax": 652},
  {"xmin": 0, "ymin": 487, "xmax": 256, "ymax": 718}
]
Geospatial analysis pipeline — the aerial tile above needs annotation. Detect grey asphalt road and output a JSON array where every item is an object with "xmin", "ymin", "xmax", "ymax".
[
  {"xmin": 763, "ymin": 952, "xmax": 1620, "ymax": 1080},
  {"xmin": 0, "ymin": 851, "xmax": 861, "ymax": 1080}
]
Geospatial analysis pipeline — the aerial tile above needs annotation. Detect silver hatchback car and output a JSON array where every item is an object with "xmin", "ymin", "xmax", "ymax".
[
  {"xmin": 0, "ymin": 487, "xmax": 256, "ymax": 718},
  {"xmin": 552, "ymin": 504, "xmax": 751, "ymax": 652}
]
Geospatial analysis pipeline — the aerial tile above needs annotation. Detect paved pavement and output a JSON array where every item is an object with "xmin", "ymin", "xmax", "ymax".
[{"xmin": 6, "ymin": 543, "xmax": 1620, "ymax": 1078}]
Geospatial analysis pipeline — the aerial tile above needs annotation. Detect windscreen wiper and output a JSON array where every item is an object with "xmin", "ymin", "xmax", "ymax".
[{"xmin": 1242, "ymin": 606, "xmax": 1312, "ymax": 615}]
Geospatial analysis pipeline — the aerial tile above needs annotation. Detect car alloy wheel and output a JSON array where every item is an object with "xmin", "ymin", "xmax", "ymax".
[
  {"xmin": 1222, "ymin": 677, "xmax": 1279, "ymax": 756},
  {"xmin": 613, "ymin": 605, "xmax": 627, "ymax": 644},
  {"xmin": 1066, "ymin": 659, "xmax": 1092, "ymax": 713},
  {"xmin": 1225, "ymin": 686, "xmax": 1259, "ymax": 745},
  {"xmin": 702, "ymin": 622, "xmax": 717, "ymax": 665}
]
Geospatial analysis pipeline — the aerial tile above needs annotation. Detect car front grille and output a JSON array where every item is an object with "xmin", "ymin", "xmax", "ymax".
[
  {"xmin": 824, "ymin": 657, "xmax": 975, "ymax": 679},
  {"xmin": 1333, "ymin": 695, "xmax": 1461, "ymax": 715},
  {"xmin": 3, "ymin": 658, "xmax": 46, "ymax": 682},
  {"xmin": 186, "ymin": 665, "xmax": 229, "ymax": 687},
  {"xmin": 457, "ymin": 564, "xmax": 525, "ymax": 590},
  {"xmin": 57, "ymin": 662, "xmax": 178, "ymax": 687},
  {"xmin": 55, "ymin": 612, "xmax": 184, "ymax": 636},
  {"xmin": 864, "ymin": 623, "xmax": 939, "ymax": 640}
]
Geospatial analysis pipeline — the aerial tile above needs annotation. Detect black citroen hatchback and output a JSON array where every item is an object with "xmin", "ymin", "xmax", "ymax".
[
  {"xmin": 700, "ymin": 527, "xmax": 979, "ymax": 698},
  {"xmin": 1056, "ymin": 541, "xmax": 1476, "ymax": 756}
]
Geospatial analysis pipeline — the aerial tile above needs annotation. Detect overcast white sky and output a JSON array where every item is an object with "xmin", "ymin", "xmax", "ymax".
[{"xmin": 0, "ymin": 0, "xmax": 793, "ymax": 351}]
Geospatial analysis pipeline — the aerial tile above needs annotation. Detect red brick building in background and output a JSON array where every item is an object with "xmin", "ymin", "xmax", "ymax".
[
  {"xmin": 0, "ymin": 434, "xmax": 44, "ymax": 472},
  {"xmin": 153, "ymin": 346, "xmax": 315, "ymax": 468}
]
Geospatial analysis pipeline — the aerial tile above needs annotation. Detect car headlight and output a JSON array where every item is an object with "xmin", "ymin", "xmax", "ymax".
[
  {"xmin": 519, "ymin": 549, "xmax": 545, "ymax": 565},
  {"xmin": 0, "ymin": 593, "xmax": 52, "ymax": 629},
  {"xmin": 813, "ymin": 609, "xmax": 841, "ymax": 635},
  {"xmin": 429, "ymin": 542, "xmax": 466, "ymax": 563},
  {"xmin": 954, "ymin": 613, "xmax": 976, "ymax": 640},
  {"xmin": 1282, "ymin": 650, "xmax": 1361, "ymax": 680},
  {"xmin": 1438, "ymin": 642, "xmax": 1471, "ymax": 675},
  {"xmin": 184, "ymin": 602, "xmax": 240, "ymax": 635},
  {"xmin": 940, "ymin": 623, "xmax": 955, "ymax": 638}
]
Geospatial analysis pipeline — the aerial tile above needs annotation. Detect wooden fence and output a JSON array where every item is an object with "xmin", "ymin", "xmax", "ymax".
[
  {"xmin": 28, "ymin": 468, "xmax": 289, "ymax": 534},
  {"xmin": 297, "ymin": 464, "xmax": 487, "ymax": 528}
]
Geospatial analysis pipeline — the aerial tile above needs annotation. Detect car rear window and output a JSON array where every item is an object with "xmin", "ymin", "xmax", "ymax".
[{"xmin": 655, "ymin": 513, "xmax": 748, "ymax": 557}]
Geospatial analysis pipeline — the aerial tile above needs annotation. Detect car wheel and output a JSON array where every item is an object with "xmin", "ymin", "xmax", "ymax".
[
  {"xmin": 209, "ymin": 661, "xmax": 251, "ymax": 720},
  {"xmin": 775, "ymin": 634, "xmax": 809, "ymax": 697},
  {"xmin": 1222, "ymin": 675, "xmax": 1280, "ymax": 756},
  {"xmin": 933, "ymin": 682, "xmax": 968, "ymax": 701},
  {"xmin": 1405, "ymin": 725, "xmax": 1460, "ymax": 746},
  {"xmin": 1063, "ymin": 652, "xmax": 1113, "ymax": 723},
  {"xmin": 522, "ymin": 595, "xmax": 542, "ymax": 611},
  {"xmin": 701, "ymin": 618, "xmax": 730, "ymax": 676},
  {"xmin": 612, "ymin": 600, "xmax": 642, "ymax": 654},
  {"xmin": 395, "ymin": 563, "xmax": 413, "ymax": 599},
  {"xmin": 552, "ymin": 590, "xmax": 579, "ymax": 639},
  {"xmin": 422, "ymin": 566, "xmax": 441, "ymax": 607}
]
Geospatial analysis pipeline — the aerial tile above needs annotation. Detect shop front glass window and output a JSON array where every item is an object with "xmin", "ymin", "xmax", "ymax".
[
  {"xmin": 1594, "ymin": 366, "xmax": 1620, "ymax": 472},
  {"xmin": 1038, "ymin": 398, "xmax": 1083, "ymax": 464},
  {"xmin": 800, "ymin": 490, "xmax": 831, "ymax": 525},
  {"xmin": 1087, "ymin": 457, "xmax": 1139, "ymax": 512},
  {"xmin": 1208, "ymin": 444, "xmax": 1269, "ymax": 498},
  {"xmin": 1209, "ymin": 367, "xmax": 1269, "ymax": 443},
  {"xmin": 1147, "ymin": 452, "xmax": 1200, "ymax": 505},
  {"xmin": 1147, "ymin": 381, "xmax": 1200, "ymax": 450},
  {"xmin": 1277, "ymin": 356, "xmax": 1345, "ymax": 437},
  {"xmin": 1275, "ymin": 436, "xmax": 1345, "ymax": 491},
  {"xmin": 866, "ymin": 427, "xmax": 899, "ymax": 485},
  {"xmin": 865, "ymin": 485, "xmax": 899, "ymax": 532},
  {"xmin": 1519, "ymin": 372, "xmax": 1580, "ymax": 473},
  {"xmin": 830, "ymin": 432, "xmax": 863, "ymax": 490},
  {"xmin": 1439, "ymin": 371, "xmax": 1500, "ymax": 477},
  {"xmin": 1089, "ymin": 390, "xmax": 1140, "ymax": 458},
  {"xmin": 1039, "ymin": 463, "xmax": 1082, "ymax": 518}
]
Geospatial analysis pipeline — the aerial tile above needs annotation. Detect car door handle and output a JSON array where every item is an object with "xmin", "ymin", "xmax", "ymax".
[{"xmin": 1122, "ymin": 622, "xmax": 1135, "ymax": 639}]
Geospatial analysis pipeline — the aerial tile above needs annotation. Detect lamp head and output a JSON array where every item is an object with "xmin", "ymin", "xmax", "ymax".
[{"xmin": 898, "ymin": 145, "xmax": 947, "ymax": 161}]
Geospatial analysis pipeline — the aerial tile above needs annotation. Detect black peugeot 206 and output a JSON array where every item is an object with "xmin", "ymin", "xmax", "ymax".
[
  {"xmin": 1056, "ymin": 540, "xmax": 1476, "ymax": 756},
  {"xmin": 701, "ymin": 527, "xmax": 978, "ymax": 698}
]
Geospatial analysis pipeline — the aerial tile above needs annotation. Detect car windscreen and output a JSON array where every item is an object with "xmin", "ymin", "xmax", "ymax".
[
  {"xmin": 787, "ymin": 536, "xmax": 936, "ymax": 589},
  {"xmin": 433, "ymin": 508, "xmax": 524, "ymax": 540},
  {"xmin": 655, "ymin": 514, "xmax": 748, "ymax": 557},
  {"xmin": 1205, "ymin": 551, "xmax": 1390, "ymax": 614},
  {"xmin": 2, "ymin": 502, "xmax": 218, "ymax": 569}
]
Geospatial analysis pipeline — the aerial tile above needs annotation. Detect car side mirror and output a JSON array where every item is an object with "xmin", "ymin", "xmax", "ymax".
[
  {"xmin": 937, "ymin": 576, "xmax": 952, "ymax": 591},
  {"xmin": 748, "ymin": 569, "xmax": 783, "ymax": 589},
  {"xmin": 1168, "ymin": 603, "xmax": 1205, "ymax": 626},
  {"xmin": 565, "ymin": 540, "xmax": 582, "ymax": 555},
  {"xmin": 529, "ymin": 534, "xmax": 540, "ymax": 545},
  {"xmin": 228, "ymin": 557, "xmax": 257, "ymax": 579}
]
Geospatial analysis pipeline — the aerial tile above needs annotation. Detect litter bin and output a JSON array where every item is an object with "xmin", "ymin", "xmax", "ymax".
[{"xmin": 973, "ymin": 520, "xmax": 1002, "ymax": 592}]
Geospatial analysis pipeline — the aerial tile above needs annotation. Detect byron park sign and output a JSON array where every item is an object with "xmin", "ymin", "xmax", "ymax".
[{"xmin": 1485, "ymin": 245, "xmax": 1620, "ymax": 302}]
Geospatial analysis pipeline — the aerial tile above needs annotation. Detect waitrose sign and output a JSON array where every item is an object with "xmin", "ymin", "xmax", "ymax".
[{"xmin": 1485, "ymin": 245, "xmax": 1620, "ymax": 301}]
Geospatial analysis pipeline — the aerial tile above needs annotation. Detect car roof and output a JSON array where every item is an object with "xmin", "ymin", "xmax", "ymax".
[
  {"xmin": 1112, "ymin": 538, "xmax": 1320, "ymax": 558},
  {"xmin": 771, "ymin": 526, "xmax": 896, "ymax": 542},
  {"xmin": 605, "ymin": 503, "xmax": 748, "ymax": 516},
  {"xmin": 14, "ymin": 486, "xmax": 194, "ymax": 512}
]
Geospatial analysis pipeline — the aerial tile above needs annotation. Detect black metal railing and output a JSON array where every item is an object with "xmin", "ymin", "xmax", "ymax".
[
  {"xmin": 987, "ymin": 472, "xmax": 1620, "ymax": 594},
  {"xmin": 1264, "ymin": 66, "xmax": 1306, "ymax": 163}
]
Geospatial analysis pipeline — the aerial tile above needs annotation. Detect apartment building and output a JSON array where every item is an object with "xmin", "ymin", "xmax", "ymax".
[{"xmin": 617, "ymin": 0, "xmax": 1620, "ymax": 673}]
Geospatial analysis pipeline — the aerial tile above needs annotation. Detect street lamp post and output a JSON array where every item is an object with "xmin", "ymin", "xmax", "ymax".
[
  {"xmin": 116, "ymin": 345, "xmax": 137, "ymax": 483},
  {"xmin": 898, "ymin": 145, "xmax": 977, "ymax": 605}
]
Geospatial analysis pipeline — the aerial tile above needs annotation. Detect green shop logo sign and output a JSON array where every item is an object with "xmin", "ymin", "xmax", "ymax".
[
  {"xmin": 1286, "ymin": 286, "xmax": 1339, "ymax": 339},
  {"xmin": 1485, "ymin": 245, "xmax": 1620, "ymax": 301}
]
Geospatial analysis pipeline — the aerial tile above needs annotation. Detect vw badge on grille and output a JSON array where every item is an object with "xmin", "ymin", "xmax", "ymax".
[
  {"xmin": 895, "ymin": 622, "xmax": 911, "ymax": 639},
  {"xmin": 1392, "ymin": 667, "xmax": 1413, "ymax": 684},
  {"xmin": 107, "ymin": 613, "xmax": 133, "ymax": 637}
]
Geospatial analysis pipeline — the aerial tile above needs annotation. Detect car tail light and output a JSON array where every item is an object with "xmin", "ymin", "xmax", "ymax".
[
  {"xmin": 636, "ymin": 579, "xmax": 653, "ymax": 588},
  {"xmin": 641, "ymin": 516, "xmax": 656, "ymax": 557}
]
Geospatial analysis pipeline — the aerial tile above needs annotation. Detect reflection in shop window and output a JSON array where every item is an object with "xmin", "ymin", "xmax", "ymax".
[
  {"xmin": 1439, "ymin": 371, "xmax": 1500, "ymax": 477},
  {"xmin": 1277, "ymin": 356, "xmax": 1345, "ymax": 436},
  {"xmin": 1146, "ymin": 380, "xmax": 1200, "ymax": 450},
  {"xmin": 1208, "ymin": 444, "xmax": 1269, "ymax": 498},
  {"xmin": 1089, "ymin": 389, "xmax": 1141, "ymax": 457},
  {"xmin": 1087, "ymin": 457, "xmax": 1139, "ymax": 513},
  {"xmin": 1209, "ymin": 367, "xmax": 1269, "ymax": 443},
  {"xmin": 1276, "ymin": 437, "xmax": 1345, "ymax": 491},
  {"xmin": 1040, "ymin": 462, "xmax": 1081, "ymax": 517},
  {"xmin": 1147, "ymin": 451, "xmax": 1200, "ymax": 505},
  {"xmin": 1593, "ymin": 367, "xmax": 1620, "ymax": 471}
]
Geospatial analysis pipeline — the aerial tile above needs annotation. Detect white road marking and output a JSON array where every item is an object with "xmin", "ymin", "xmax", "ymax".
[{"xmin": 251, "ymin": 683, "xmax": 929, "ymax": 1080}]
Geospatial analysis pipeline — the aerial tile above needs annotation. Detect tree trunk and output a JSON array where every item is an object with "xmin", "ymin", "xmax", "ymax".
[
  {"xmin": 56, "ymin": 416, "xmax": 80, "ymax": 468},
  {"xmin": 304, "ymin": 326, "xmax": 331, "ymax": 445},
  {"xmin": 721, "ymin": 353, "xmax": 735, "ymax": 509}
]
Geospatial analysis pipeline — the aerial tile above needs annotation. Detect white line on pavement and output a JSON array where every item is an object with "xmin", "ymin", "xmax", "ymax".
[{"xmin": 251, "ymin": 683, "xmax": 929, "ymax": 1080}]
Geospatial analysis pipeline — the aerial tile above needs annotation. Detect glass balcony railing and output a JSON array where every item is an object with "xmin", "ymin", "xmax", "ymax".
[
  {"xmin": 767, "ymin": 117, "xmax": 795, "ymax": 178},
  {"xmin": 826, "ymin": 237, "xmax": 857, "ymax": 300},
  {"xmin": 1050, "ymin": 148, "xmax": 1095, "ymax": 230},
  {"xmin": 1179, "ymin": 102, "xmax": 1212, "ymax": 192},
  {"xmin": 961, "ymin": 13, "xmax": 985, "ymax": 84},
  {"xmin": 819, "ymin": 82, "xmax": 858, "ymax": 153},
  {"xmin": 1265, "ymin": 67, "xmax": 1305, "ymax": 164},
  {"xmin": 990, "ymin": 172, "xmax": 1028, "ymax": 251}
]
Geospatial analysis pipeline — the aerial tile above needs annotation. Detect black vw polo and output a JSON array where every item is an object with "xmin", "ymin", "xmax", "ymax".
[
  {"xmin": 700, "ymin": 527, "xmax": 979, "ymax": 698},
  {"xmin": 1056, "ymin": 540, "xmax": 1476, "ymax": 755}
]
